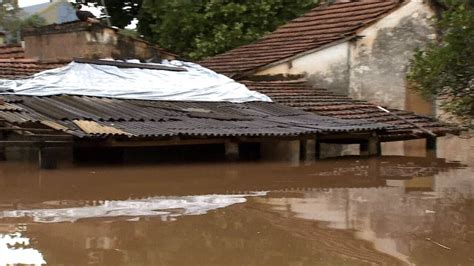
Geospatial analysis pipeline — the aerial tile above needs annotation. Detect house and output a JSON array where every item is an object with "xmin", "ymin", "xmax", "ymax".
[
  {"xmin": 200, "ymin": 0, "xmax": 438, "ymax": 115},
  {"xmin": 0, "ymin": 20, "xmax": 460, "ymax": 168},
  {"xmin": 241, "ymin": 76, "xmax": 459, "ymax": 157},
  {"xmin": 200, "ymin": 0, "xmax": 455, "ymax": 155},
  {"xmin": 241, "ymin": 77, "xmax": 458, "ymax": 142},
  {"xmin": 0, "ymin": 22, "xmax": 403, "ymax": 169}
]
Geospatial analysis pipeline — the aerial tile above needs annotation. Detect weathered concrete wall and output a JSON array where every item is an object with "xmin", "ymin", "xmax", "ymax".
[
  {"xmin": 261, "ymin": 140, "xmax": 300, "ymax": 164},
  {"xmin": 381, "ymin": 139, "xmax": 427, "ymax": 157},
  {"xmin": 349, "ymin": 1, "xmax": 436, "ymax": 110},
  {"xmin": 24, "ymin": 31, "xmax": 92, "ymax": 61},
  {"xmin": 437, "ymin": 131, "xmax": 474, "ymax": 166},
  {"xmin": 255, "ymin": 42, "xmax": 350, "ymax": 95},
  {"xmin": 24, "ymin": 24, "xmax": 171, "ymax": 61},
  {"xmin": 406, "ymin": 86, "xmax": 434, "ymax": 116}
]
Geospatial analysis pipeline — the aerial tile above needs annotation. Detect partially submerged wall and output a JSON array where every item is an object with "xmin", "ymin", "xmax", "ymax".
[{"xmin": 349, "ymin": 0, "xmax": 436, "ymax": 110}]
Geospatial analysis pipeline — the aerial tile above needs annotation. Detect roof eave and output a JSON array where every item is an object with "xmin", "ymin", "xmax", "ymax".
[{"xmin": 236, "ymin": 36, "xmax": 356, "ymax": 79}]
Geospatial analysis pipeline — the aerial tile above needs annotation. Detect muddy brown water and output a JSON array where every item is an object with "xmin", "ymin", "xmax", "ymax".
[{"xmin": 0, "ymin": 137, "xmax": 473, "ymax": 265}]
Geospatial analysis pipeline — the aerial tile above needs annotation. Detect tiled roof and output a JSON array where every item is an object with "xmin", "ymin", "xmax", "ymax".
[
  {"xmin": 200, "ymin": 1, "xmax": 401, "ymax": 76},
  {"xmin": 0, "ymin": 45, "xmax": 25, "ymax": 59},
  {"xmin": 0, "ymin": 59, "xmax": 66, "ymax": 80},
  {"xmin": 0, "ymin": 94, "xmax": 390, "ymax": 139},
  {"xmin": 241, "ymin": 79, "xmax": 460, "ymax": 140}
]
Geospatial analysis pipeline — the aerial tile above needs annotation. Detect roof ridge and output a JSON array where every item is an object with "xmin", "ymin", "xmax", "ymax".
[
  {"xmin": 200, "ymin": 0, "xmax": 402, "ymax": 76},
  {"xmin": 0, "ymin": 44, "xmax": 22, "ymax": 48}
]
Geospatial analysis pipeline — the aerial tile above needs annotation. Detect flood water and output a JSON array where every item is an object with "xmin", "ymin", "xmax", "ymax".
[{"xmin": 0, "ymin": 135, "xmax": 473, "ymax": 265}]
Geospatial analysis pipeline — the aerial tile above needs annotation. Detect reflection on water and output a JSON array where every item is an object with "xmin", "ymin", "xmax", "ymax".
[
  {"xmin": 0, "ymin": 232, "xmax": 46, "ymax": 266},
  {"xmin": 0, "ymin": 135, "xmax": 472, "ymax": 265},
  {"xmin": 256, "ymin": 171, "xmax": 474, "ymax": 265},
  {"xmin": 1, "ymin": 193, "xmax": 267, "ymax": 223}
]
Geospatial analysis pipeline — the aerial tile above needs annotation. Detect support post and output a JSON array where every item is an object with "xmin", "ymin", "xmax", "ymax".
[
  {"xmin": 426, "ymin": 136, "xmax": 437, "ymax": 150},
  {"xmin": 225, "ymin": 142, "xmax": 239, "ymax": 161},
  {"xmin": 39, "ymin": 147, "xmax": 58, "ymax": 169},
  {"xmin": 301, "ymin": 138, "xmax": 317, "ymax": 162},
  {"xmin": 315, "ymin": 139, "xmax": 321, "ymax": 159},
  {"xmin": 360, "ymin": 134, "xmax": 381, "ymax": 156},
  {"xmin": 426, "ymin": 136, "xmax": 437, "ymax": 159},
  {"xmin": 0, "ymin": 132, "xmax": 5, "ymax": 161}
]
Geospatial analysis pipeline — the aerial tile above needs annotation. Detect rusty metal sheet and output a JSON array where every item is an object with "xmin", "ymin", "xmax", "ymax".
[
  {"xmin": 41, "ymin": 120, "xmax": 70, "ymax": 132},
  {"xmin": 73, "ymin": 120, "xmax": 134, "ymax": 136},
  {"xmin": 0, "ymin": 102, "xmax": 23, "ymax": 111}
]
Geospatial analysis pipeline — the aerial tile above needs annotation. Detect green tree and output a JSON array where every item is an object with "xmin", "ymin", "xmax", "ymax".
[
  {"xmin": 0, "ymin": 1, "xmax": 46, "ymax": 43},
  {"xmin": 0, "ymin": 0, "xmax": 21, "ymax": 42},
  {"xmin": 19, "ymin": 14, "xmax": 46, "ymax": 29},
  {"xmin": 408, "ymin": 0, "xmax": 474, "ymax": 124},
  {"xmin": 137, "ymin": 0, "xmax": 319, "ymax": 60}
]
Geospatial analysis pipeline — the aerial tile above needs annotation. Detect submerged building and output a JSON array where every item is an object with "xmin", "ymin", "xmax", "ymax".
[
  {"xmin": 200, "ymin": 0, "xmax": 436, "ymax": 110},
  {"xmin": 0, "ymin": 22, "xmax": 395, "ymax": 168},
  {"xmin": 0, "ymin": 19, "xmax": 459, "ymax": 168},
  {"xmin": 200, "ymin": 0, "xmax": 457, "ymax": 156}
]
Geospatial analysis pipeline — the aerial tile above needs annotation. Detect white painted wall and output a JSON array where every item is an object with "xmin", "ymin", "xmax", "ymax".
[{"xmin": 255, "ymin": 42, "xmax": 350, "ymax": 95}]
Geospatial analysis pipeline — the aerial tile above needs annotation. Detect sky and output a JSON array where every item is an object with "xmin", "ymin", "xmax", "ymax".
[
  {"xmin": 18, "ymin": 0, "xmax": 51, "ymax": 8},
  {"xmin": 17, "ymin": 0, "xmax": 136, "ymax": 29},
  {"xmin": 19, "ymin": 0, "xmax": 103, "ymax": 18}
]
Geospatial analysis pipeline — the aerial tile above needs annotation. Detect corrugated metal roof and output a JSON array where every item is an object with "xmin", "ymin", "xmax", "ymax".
[
  {"xmin": 199, "ymin": 1, "xmax": 401, "ymax": 76},
  {"xmin": 73, "ymin": 120, "xmax": 135, "ymax": 136},
  {"xmin": 0, "ymin": 102, "xmax": 23, "ymax": 111},
  {"xmin": 0, "ymin": 94, "xmax": 390, "ymax": 139},
  {"xmin": 241, "ymin": 79, "xmax": 461, "ymax": 139},
  {"xmin": 0, "ymin": 63, "xmax": 460, "ymax": 140}
]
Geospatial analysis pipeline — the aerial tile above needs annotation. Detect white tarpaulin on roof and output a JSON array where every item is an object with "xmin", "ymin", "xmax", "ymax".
[{"xmin": 0, "ymin": 60, "xmax": 272, "ymax": 103}]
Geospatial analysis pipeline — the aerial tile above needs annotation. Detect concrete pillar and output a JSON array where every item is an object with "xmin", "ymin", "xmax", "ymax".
[
  {"xmin": 261, "ymin": 140, "xmax": 300, "ymax": 164},
  {"xmin": 39, "ymin": 147, "xmax": 58, "ymax": 169},
  {"xmin": 301, "ymin": 138, "xmax": 317, "ymax": 162},
  {"xmin": 315, "ymin": 139, "xmax": 321, "ymax": 159},
  {"xmin": 0, "ymin": 132, "xmax": 5, "ymax": 161},
  {"xmin": 225, "ymin": 142, "xmax": 239, "ymax": 161},
  {"xmin": 426, "ymin": 136, "xmax": 437, "ymax": 150},
  {"xmin": 360, "ymin": 135, "xmax": 381, "ymax": 156},
  {"xmin": 426, "ymin": 136, "xmax": 437, "ymax": 159}
]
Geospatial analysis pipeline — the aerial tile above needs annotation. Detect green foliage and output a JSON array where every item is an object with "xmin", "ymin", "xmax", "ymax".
[
  {"xmin": 119, "ymin": 28, "xmax": 139, "ymax": 38},
  {"xmin": 137, "ymin": 0, "xmax": 319, "ymax": 60},
  {"xmin": 0, "ymin": 2, "xmax": 46, "ymax": 43},
  {"xmin": 0, "ymin": 1, "xmax": 21, "ymax": 41},
  {"xmin": 408, "ymin": 0, "xmax": 474, "ymax": 124},
  {"xmin": 19, "ymin": 14, "xmax": 46, "ymax": 29}
]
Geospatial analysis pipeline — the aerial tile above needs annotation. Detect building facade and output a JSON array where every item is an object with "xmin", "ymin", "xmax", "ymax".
[{"xmin": 253, "ymin": 0, "xmax": 436, "ymax": 114}]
